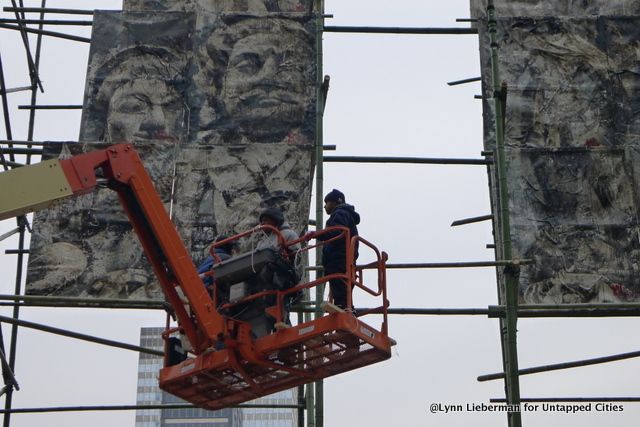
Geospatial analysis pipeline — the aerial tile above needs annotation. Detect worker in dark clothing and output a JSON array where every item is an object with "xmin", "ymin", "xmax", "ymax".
[{"xmin": 319, "ymin": 189, "xmax": 360, "ymax": 310}]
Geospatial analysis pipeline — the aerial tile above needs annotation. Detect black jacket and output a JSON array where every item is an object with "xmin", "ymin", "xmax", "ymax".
[{"xmin": 320, "ymin": 203, "xmax": 360, "ymax": 267}]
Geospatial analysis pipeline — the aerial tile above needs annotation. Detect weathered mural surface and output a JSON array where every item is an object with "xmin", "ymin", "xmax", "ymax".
[
  {"xmin": 27, "ymin": 1, "xmax": 316, "ymax": 298},
  {"xmin": 472, "ymin": 1, "xmax": 640, "ymax": 303}
]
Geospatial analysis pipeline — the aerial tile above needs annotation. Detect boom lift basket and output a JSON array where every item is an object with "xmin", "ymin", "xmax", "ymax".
[
  {"xmin": 159, "ymin": 227, "xmax": 392, "ymax": 410},
  {"xmin": 160, "ymin": 311, "xmax": 390, "ymax": 409},
  {"xmin": 0, "ymin": 144, "xmax": 392, "ymax": 410}
]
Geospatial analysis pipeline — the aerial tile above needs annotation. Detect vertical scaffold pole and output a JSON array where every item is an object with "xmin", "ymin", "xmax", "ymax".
[
  {"xmin": 297, "ymin": 311, "xmax": 306, "ymax": 427},
  {"xmin": 313, "ymin": 0, "xmax": 325, "ymax": 425},
  {"xmin": 3, "ymin": 3, "xmax": 47, "ymax": 426},
  {"xmin": 308, "ymin": 0, "xmax": 325, "ymax": 426},
  {"xmin": 486, "ymin": 1, "xmax": 522, "ymax": 426}
]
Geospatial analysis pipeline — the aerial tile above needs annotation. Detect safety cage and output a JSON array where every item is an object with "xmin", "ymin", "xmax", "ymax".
[{"xmin": 159, "ymin": 225, "xmax": 393, "ymax": 410}]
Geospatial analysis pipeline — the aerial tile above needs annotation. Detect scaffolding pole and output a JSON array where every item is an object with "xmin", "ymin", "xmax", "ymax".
[
  {"xmin": 18, "ymin": 104, "xmax": 82, "ymax": 109},
  {"xmin": 2, "ymin": 296, "xmax": 640, "ymax": 319},
  {"xmin": 324, "ymin": 155, "xmax": 491, "ymax": 165},
  {"xmin": 0, "ymin": 314, "xmax": 162, "ymax": 356},
  {"xmin": 7, "ymin": 0, "xmax": 43, "ymax": 91},
  {"xmin": 385, "ymin": 260, "xmax": 530, "ymax": 269},
  {"xmin": 0, "ymin": 403, "xmax": 305, "ymax": 414},
  {"xmin": 0, "ymin": 294, "xmax": 168, "ymax": 310},
  {"xmin": 3, "ymin": 7, "xmax": 94, "ymax": 15},
  {"xmin": 0, "ymin": 147, "xmax": 42, "ymax": 156},
  {"xmin": 2, "ymin": 6, "xmax": 48, "ymax": 421},
  {"xmin": 0, "ymin": 85, "xmax": 33, "ymax": 95},
  {"xmin": 451, "ymin": 214, "xmax": 493, "ymax": 226},
  {"xmin": 0, "ymin": 139, "xmax": 72, "ymax": 145},
  {"xmin": 486, "ymin": 2, "xmax": 522, "ymax": 426},
  {"xmin": 26, "ymin": 2, "xmax": 46, "ymax": 162},
  {"xmin": 479, "ymin": 349, "xmax": 640, "ymax": 382},
  {"xmin": 447, "ymin": 76, "xmax": 482, "ymax": 86},
  {"xmin": 491, "ymin": 397, "xmax": 640, "ymax": 403},
  {"xmin": 0, "ymin": 18, "xmax": 92, "ymax": 25},
  {"xmin": 293, "ymin": 306, "xmax": 640, "ymax": 318},
  {"xmin": 324, "ymin": 26, "xmax": 477, "ymax": 35},
  {"xmin": 0, "ymin": 54, "xmax": 13, "ymax": 165},
  {"xmin": 0, "ymin": 23, "xmax": 90, "ymax": 43},
  {"xmin": 3, "ymin": 218, "xmax": 27, "ymax": 427},
  {"xmin": 314, "ymin": 2, "xmax": 324, "ymax": 426},
  {"xmin": 297, "ymin": 311, "xmax": 305, "ymax": 427},
  {"xmin": 308, "ymin": 2, "xmax": 325, "ymax": 425}
]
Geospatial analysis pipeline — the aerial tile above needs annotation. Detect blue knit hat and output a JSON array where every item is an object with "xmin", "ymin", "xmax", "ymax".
[{"xmin": 324, "ymin": 189, "xmax": 345, "ymax": 203}]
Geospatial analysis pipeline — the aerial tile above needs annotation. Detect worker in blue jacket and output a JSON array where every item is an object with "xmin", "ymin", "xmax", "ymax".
[
  {"xmin": 318, "ymin": 189, "xmax": 360, "ymax": 310},
  {"xmin": 198, "ymin": 236, "xmax": 237, "ymax": 304}
]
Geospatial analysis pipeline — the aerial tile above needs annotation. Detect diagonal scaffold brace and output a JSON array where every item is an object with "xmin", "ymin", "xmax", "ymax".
[{"xmin": 0, "ymin": 323, "xmax": 19, "ymax": 397}]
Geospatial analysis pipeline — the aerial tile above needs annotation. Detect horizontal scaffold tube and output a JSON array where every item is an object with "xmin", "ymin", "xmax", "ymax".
[
  {"xmin": 491, "ymin": 397, "xmax": 640, "ymax": 403},
  {"xmin": 0, "ymin": 314, "xmax": 162, "ymax": 356},
  {"xmin": 324, "ymin": 25, "xmax": 477, "ymax": 35},
  {"xmin": 324, "ymin": 155, "xmax": 491, "ymax": 165},
  {"xmin": 479, "ymin": 349, "xmax": 640, "ymax": 382},
  {"xmin": 0, "ymin": 403, "xmax": 304, "ymax": 414},
  {"xmin": 0, "ymin": 294, "xmax": 167, "ymax": 310}
]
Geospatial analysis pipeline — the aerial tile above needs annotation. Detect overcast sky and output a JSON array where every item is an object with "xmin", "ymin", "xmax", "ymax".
[{"xmin": 1, "ymin": 1, "xmax": 640, "ymax": 426}]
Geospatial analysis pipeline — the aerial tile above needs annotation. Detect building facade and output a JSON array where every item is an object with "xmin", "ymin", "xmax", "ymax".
[
  {"xmin": 135, "ymin": 327, "xmax": 242, "ymax": 427},
  {"xmin": 135, "ymin": 327, "xmax": 298, "ymax": 427}
]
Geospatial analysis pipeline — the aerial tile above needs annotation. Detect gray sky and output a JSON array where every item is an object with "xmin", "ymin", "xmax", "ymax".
[{"xmin": 1, "ymin": 1, "xmax": 640, "ymax": 426}]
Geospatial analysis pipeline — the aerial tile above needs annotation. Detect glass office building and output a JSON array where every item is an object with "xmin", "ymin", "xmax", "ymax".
[
  {"xmin": 241, "ymin": 389, "xmax": 298, "ymax": 427},
  {"xmin": 134, "ymin": 327, "xmax": 242, "ymax": 427},
  {"xmin": 135, "ymin": 327, "xmax": 298, "ymax": 427}
]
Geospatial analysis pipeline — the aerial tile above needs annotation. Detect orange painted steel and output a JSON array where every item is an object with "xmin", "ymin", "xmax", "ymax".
[
  {"xmin": 27, "ymin": 143, "xmax": 392, "ymax": 409},
  {"xmin": 58, "ymin": 144, "xmax": 224, "ymax": 353},
  {"xmin": 159, "ymin": 225, "xmax": 392, "ymax": 410},
  {"xmin": 160, "ymin": 312, "xmax": 391, "ymax": 410}
]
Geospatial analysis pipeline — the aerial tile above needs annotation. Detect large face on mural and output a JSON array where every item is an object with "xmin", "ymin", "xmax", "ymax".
[
  {"xmin": 26, "ymin": 11, "xmax": 317, "ymax": 300},
  {"xmin": 221, "ymin": 31, "xmax": 310, "ymax": 138},
  {"xmin": 106, "ymin": 77, "xmax": 184, "ymax": 143},
  {"xmin": 92, "ymin": 50, "xmax": 187, "ymax": 144},
  {"xmin": 200, "ymin": 17, "xmax": 315, "ymax": 143}
]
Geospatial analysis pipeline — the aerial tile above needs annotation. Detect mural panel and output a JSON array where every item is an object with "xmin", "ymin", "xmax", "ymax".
[
  {"xmin": 124, "ymin": 0, "xmax": 312, "ymax": 13},
  {"xmin": 26, "ymin": 5, "xmax": 316, "ymax": 298},
  {"xmin": 472, "ymin": 2, "xmax": 640, "ymax": 303}
]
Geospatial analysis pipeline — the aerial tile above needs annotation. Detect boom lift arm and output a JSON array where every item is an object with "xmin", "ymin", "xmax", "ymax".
[
  {"xmin": 0, "ymin": 144, "xmax": 222, "ymax": 353},
  {"xmin": 0, "ymin": 143, "xmax": 394, "ymax": 409}
]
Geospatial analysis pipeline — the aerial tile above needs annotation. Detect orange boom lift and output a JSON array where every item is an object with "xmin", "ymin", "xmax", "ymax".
[{"xmin": 0, "ymin": 143, "xmax": 393, "ymax": 409}]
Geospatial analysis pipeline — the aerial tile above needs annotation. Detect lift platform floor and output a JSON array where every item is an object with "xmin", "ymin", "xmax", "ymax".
[{"xmin": 159, "ymin": 312, "xmax": 392, "ymax": 410}]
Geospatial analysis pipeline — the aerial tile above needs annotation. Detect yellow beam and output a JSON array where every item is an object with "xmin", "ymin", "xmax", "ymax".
[{"xmin": 0, "ymin": 159, "xmax": 73, "ymax": 221}]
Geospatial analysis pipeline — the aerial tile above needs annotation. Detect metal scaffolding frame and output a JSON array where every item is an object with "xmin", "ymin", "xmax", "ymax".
[{"xmin": 1, "ymin": 1, "xmax": 639, "ymax": 427}]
